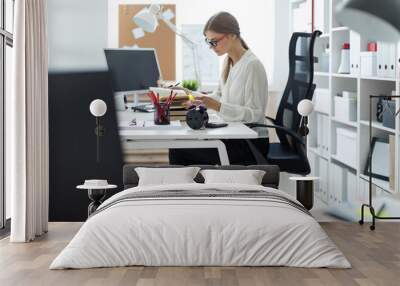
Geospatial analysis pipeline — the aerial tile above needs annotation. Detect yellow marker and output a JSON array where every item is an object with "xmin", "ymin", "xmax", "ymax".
[{"xmin": 188, "ymin": 93, "xmax": 195, "ymax": 101}]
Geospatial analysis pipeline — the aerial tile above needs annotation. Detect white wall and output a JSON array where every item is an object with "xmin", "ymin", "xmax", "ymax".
[
  {"xmin": 108, "ymin": 0, "xmax": 290, "ymax": 91},
  {"xmin": 48, "ymin": 0, "xmax": 108, "ymax": 72},
  {"xmin": 273, "ymin": 0, "xmax": 290, "ymax": 92}
]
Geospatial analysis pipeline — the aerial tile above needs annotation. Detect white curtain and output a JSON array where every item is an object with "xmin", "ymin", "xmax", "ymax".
[{"xmin": 9, "ymin": 0, "xmax": 49, "ymax": 242}]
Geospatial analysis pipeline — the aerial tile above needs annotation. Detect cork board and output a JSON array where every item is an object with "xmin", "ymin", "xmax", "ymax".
[{"xmin": 119, "ymin": 4, "xmax": 176, "ymax": 81}]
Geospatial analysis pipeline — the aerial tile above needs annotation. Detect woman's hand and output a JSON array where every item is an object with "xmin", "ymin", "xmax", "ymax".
[
  {"xmin": 195, "ymin": 96, "xmax": 221, "ymax": 112},
  {"xmin": 182, "ymin": 99, "xmax": 203, "ymax": 109}
]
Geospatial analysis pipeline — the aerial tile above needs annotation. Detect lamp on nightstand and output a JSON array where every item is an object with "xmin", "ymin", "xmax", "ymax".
[
  {"xmin": 297, "ymin": 99, "xmax": 314, "ymax": 153},
  {"xmin": 291, "ymin": 99, "xmax": 317, "ymax": 210},
  {"xmin": 89, "ymin": 99, "xmax": 107, "ymax": 163}
]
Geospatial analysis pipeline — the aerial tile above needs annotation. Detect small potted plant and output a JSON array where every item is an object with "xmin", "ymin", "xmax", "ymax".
[{"xmin": 182, "ymin": 79, "xmax": 199, "ymax": 91}]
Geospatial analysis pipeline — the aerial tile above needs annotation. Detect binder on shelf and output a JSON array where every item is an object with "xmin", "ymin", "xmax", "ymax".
[
  {"xmin": 389, "ymin": 135, "xmax": 395, "ymax": 190},
  {"xmin": 328, "ymin": 163, "xmax": 336, "ymax": 205},
  {"xmin": 317, "ymin": 114, "xmax": 323, "ymax": 153},
  {"xmin": 377, "ymin": 41, "xmax": 386, "ymax": 78},
  {"xmin": 319, "ymin": 158, "xmax": 328, "ymax": 202},
  {"xmin": 377, "ymin": 42, "xmax": 396, "ymax": 78},
  {"xmin": 308, "ymin": 151, "xmax": 316, "ymax": 175},
  {"xmin": 346, "ymin": 170, "xmax": 357, "ymax": 203},
  {"xmin": 388, "ymin": 43, "xmax": 396, "ymax": 78},
  {"xmin": 322, "ymin": 115, "xmax": 330, "ymax": 157},
  {"xmin": 358, "ymin": 178, "xmax": 369, "ymax": 204},
  {"xmin": 330, "ymin": 163, "xmax": 345, "ymax": 205},
  {"xmin": 336, "ymin": 165, "xmax": 346, "ymax": 205},
  {"xmin": 350, "ymin": 31, "xmax": 360, "ymax": 76}
]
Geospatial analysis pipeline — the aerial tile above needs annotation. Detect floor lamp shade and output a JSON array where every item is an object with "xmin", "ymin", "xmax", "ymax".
[{"xmin": 336, "ymin": 0, "xmax": 400, "ymax": 42}]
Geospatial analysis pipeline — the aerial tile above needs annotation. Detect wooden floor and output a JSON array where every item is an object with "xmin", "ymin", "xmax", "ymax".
[{"xmin": 1, "ymin": 222, "xmax": 400, "ymax": 286}]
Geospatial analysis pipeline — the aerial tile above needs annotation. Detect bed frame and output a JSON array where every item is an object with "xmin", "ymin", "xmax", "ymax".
[{"xmin": 123, "ymin": 165, "xmax": 280, "ymax": 189}]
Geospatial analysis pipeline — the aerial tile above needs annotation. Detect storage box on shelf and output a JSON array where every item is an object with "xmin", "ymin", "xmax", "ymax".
[
  {"xmin": 313, "ymin": 88, "xmax": 330, "ymax": 114},
  {"xmin": 360, "ymin": 51, "xmax": 377, "ymax": 77},
  {"xmin": 334, "ymin": 127, "xmax": 357, "ymax": 169},
  {"xmin": 316, "ymin": 113, "xmax": 330, "ymax": 158},
  {"xmin": 328, "ymin": 162, "xmax": 347, "ymax": 205},
  {"xmin": 334, "ymin": 91, "xmax": 357, "ymax": 122}
]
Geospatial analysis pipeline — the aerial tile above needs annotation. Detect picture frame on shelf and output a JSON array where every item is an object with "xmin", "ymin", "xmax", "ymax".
[{"xmin": 363, "ymin": 137, "xmax": 390, "ymax": 181}]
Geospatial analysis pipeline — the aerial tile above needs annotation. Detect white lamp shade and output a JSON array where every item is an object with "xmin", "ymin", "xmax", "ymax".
[
  {"xmin": 297, "ymin": 99, "xmax": 314, "ymax": 117},
  {"xmin": 133, "ymin": 8, "xmax": 159, "ymax": 33},
  {"xmin": 336, "ymin": 0, "xmax": 400, "ymax": 42},
  {"xmin": 90, "ymin": 99, "xmax": 107, "ymax": 117}
]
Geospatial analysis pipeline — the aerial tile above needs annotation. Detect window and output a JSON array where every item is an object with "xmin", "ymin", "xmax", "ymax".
[{"xmin": 0, "ymin": 0, "xmax": 14, "ymax": 231}]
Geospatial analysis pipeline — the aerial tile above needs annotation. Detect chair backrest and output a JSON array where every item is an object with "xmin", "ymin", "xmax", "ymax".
[{"xmin": 275, "ymin": 31, "xmax": 321, "ymax": 147}]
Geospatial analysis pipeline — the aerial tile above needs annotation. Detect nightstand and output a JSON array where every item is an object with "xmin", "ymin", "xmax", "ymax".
[
  {"xmin": 289, "ymin": 177, "xmax": 319, "ymax": 210},
  {"xmin": 77, "ymin": 182, "xmax": 117, "ymax": 217}
]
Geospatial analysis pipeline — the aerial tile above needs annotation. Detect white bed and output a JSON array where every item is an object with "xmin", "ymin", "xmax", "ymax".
[{"xmin": 50, "ymin": 182, "xmax": 351, "ymax": 269}]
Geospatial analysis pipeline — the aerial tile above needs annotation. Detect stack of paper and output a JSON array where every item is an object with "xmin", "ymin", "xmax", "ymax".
[{"xmin": 119, "ymin": 120, "xmax": 183, "ymax": 130}]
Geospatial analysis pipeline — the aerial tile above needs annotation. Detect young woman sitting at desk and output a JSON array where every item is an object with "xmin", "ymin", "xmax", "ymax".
[{"xmin": 169, "ymin": 11, "xmax": 269, "ymax": 165}]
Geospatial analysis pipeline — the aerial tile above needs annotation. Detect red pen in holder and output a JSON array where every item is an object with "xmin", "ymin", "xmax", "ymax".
[
  {"xmin": 147, "ymin": 90, "xmax": 176, "ymax": 125},
  {"xmin": 154, "ymin": 103, "xmax": 170, "ymax": 125}
]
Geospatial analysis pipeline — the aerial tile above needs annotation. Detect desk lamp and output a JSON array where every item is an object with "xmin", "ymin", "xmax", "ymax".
[
  {"xmin": 133, "ymin": 4, "xmax": 201, "ymax": 86},
  {"xmin": 89, "ymin": 99, "xmax": 107, "ymax": 163}
]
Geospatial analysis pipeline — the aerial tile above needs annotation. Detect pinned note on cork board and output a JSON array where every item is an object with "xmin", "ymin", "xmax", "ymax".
[{"xmin": 119, "ymin": 4, "xmax": 176, "ymax": 81}]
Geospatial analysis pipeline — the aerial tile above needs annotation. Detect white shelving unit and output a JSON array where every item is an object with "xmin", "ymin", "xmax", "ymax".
[{"xmin": 291, "ymin": 0, "xmax": 400, "ymax": 206}]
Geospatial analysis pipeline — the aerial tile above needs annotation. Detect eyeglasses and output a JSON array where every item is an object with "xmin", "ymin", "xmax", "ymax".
[{"xmin": 204, "ymin": 34, "xmax": 227, "ymax": 48}]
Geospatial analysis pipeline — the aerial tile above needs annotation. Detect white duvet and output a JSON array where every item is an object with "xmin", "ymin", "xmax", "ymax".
[{"xmin": 50, "ymin": 183, "xmax": 351, "ymax": 269}]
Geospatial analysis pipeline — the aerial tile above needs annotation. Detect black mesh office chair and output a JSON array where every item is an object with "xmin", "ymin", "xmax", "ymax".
[{"xmin": 246, "ymin": 30, "xmax": 322, "ymax": 175}]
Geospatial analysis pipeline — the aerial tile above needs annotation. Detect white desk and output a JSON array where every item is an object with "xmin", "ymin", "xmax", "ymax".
[{"xmin": 117, "ymin": 111, "xmax": 258, "ymax": 165}]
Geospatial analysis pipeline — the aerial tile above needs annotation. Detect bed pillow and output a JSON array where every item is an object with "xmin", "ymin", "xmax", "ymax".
[
  {"xmin": 135, "ymin": 167, "xmax": 201, "ymax": 186},
  {"xmin": 200, "ymin": 169, "xmax": 266, "ymax": 185}
]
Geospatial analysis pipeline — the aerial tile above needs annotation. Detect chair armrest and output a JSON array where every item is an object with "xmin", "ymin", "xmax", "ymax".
[
  {"xmin": 265, "ymin": 116, "xmax": 276, "ymax": 124},
  {"xmin": 245, "ymin": 123, "xmax": 305, "ymax": 147}
]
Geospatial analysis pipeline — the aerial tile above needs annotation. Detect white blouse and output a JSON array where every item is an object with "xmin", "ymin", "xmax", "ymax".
[{"xmin": 205, "ymin": 50, "xmax": 268, "ymax": 137}]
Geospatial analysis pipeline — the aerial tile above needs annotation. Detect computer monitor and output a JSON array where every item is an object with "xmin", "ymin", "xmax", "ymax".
[{"xmin": 104, "ymin": 48, "xmax": 161, "ymax": 94}]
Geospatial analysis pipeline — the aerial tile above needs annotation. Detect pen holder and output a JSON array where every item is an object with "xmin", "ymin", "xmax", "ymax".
[{"xmin": 154, "ymin": 103, "xmax": 170, "ymax": 125}]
